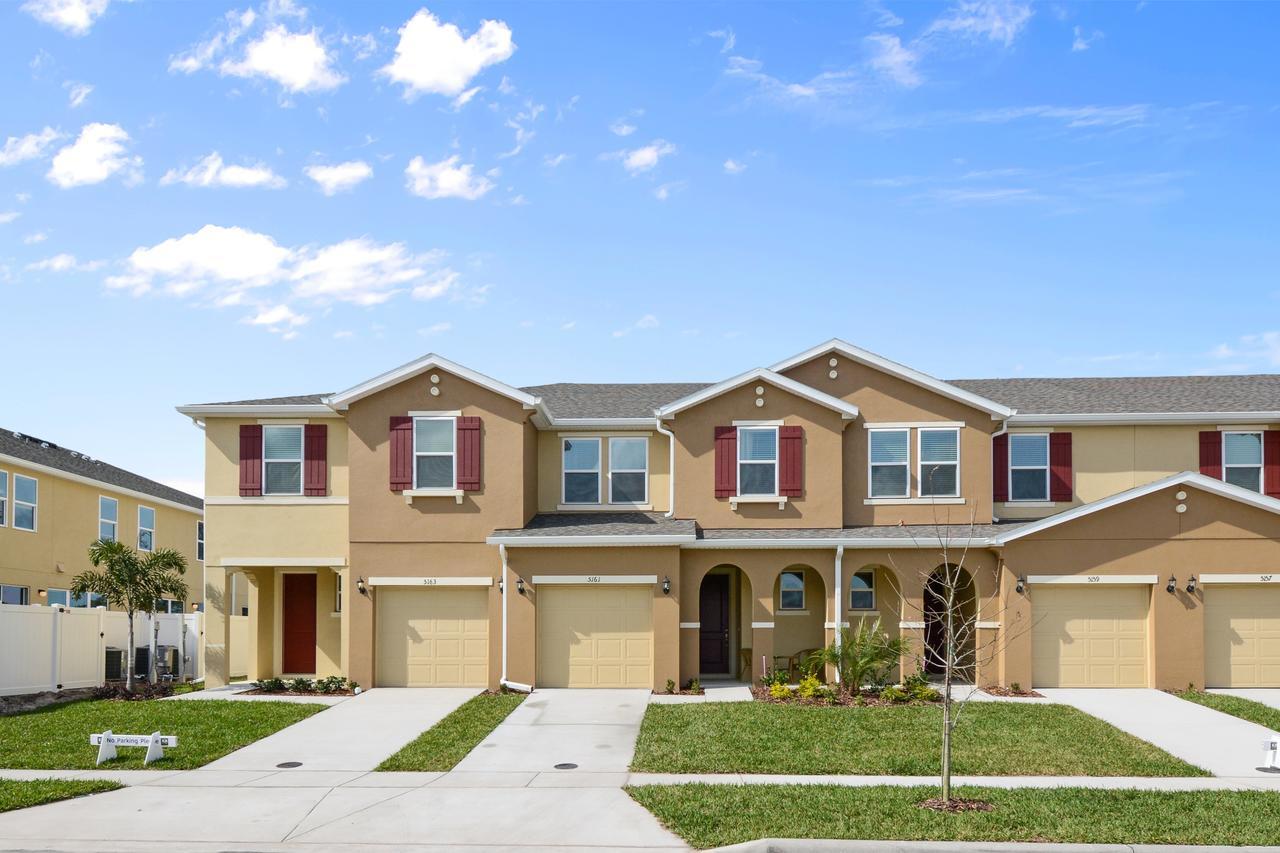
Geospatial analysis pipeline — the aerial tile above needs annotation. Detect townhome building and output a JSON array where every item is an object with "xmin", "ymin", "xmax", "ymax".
[
  {"xmin": 179, "ymin": 340, "xmax": 1280, "ymax": 693},
  {"xmin": 0, "ymin": 429, "xmax": 205, "ymax": 612}
]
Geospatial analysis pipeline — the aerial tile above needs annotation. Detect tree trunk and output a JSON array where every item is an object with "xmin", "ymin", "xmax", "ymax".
[{"xmin": 125, "ymin": 609, "xmax": 135, "ymax": 692}]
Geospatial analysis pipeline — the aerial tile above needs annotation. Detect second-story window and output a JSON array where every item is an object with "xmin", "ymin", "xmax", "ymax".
[
  {"xmin": 13, "ymin": 474, "xmax": 36, "ymax": 531},
  {"xmin": 738, "ymin": 426, "xmax": 778, "ymax": 496},
  {"xmin": 608, "ymin": 437, "xmax": 648, "ymax": 504},
  {"xmin": 263, "ymin": 425, "xmax": 304, "ymax": 495},
  {"xmin": 99, "ymin": 496, "xmax": 118, "ymax": 541},
  {"xmin": 413, "ymin": 417, "xmax": 456, "ymax": 489},
  {"xmin": 919, "ymin": 428, "xmax": 960, "ymax": 497},
  {"xmin": 869, "ymin": 429, "xmax": 909, "ymax": 498},
  {"xmin": 138, "ymin": 506, "xmax": 155, "ymax": 552},
  {"xmin": 563, "ymin": 437, "xmax": 601, "ymax": 504},
  {"xmin": 1223, "ymin": 431, "xmax": 1263, "ymax": 492},
  {"xmin": 0, "ymin": 470, "xmax": 7, "ymax": 526},
  {"xmin": 196, "ymin": 521, "xmax": 205, "ymax": 561},
  {"xmin": 1009, "ymin": 433, "xmax": 1050, "ymax": 501}
]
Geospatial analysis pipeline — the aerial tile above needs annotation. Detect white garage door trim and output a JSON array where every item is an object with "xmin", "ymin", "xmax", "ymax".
[
  {"xmin": 532, "ymin": 575, "xmax": 657, "ymax": 585},
  {"xmin": 1199, "ymin": 574, "xmax": 1278, "ymax": 585},
  {"xmin": 1027, "ymin": 575, "xmax": 1158, "ymax": 585},
  {"xmin": 368, "ymin": 576, "xmax": 492, "ymax": 586}
]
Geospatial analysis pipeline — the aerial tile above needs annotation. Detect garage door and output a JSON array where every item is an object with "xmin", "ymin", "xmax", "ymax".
[
  {"xmin": 376, "ymin": 587, "xmax": 489, "ymax": 687},
  {"xmin": 1205, "ymin": 586, "xmax": 1280, "ymax": 687},
  {"xmin": 1032, "ymin": 585, "xmax": 1148, "ymax": 688},
  {"xmin": 537, "ymin": 585, "xmax": 652, "ymax": 688}
]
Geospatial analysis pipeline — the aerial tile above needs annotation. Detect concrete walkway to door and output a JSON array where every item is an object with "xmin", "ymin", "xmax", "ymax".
[{"xmin": 1037, "ymin": 688, "xmax": 1279, "ymax": 777}]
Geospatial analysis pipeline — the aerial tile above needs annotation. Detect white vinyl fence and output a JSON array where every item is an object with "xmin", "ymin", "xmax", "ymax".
[{"xmin": 0, "ymin": 604, "xmax": 204, "ymax": 697}]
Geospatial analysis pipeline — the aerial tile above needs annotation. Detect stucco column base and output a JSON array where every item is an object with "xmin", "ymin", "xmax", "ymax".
[{"xmin": 203, "ymin": 565, "xmax": 231, "ymax": 688}]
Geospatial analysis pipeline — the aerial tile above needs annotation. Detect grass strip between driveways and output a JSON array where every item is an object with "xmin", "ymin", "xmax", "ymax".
[
  {"xmin": 377, "ymin": 692, "xmax": 526, "ymax": 772},
  {"xmin": 628, "ymin": 784, "xmax": 1280, "ymax": 849},
  {"xmin": 1178, "ymin": 689, "xmax": 1280, "ymax": 732},
  {"xmin": 632, "ymin": 701, "xmax": 1205, "ymax": 776},
  {"xmin": 0, "ymin": 699, "xmax": 324, "ymax": 770},
  {"xmin": 0, "ymin": 779, "xmax": 122, "ymax": 814}
]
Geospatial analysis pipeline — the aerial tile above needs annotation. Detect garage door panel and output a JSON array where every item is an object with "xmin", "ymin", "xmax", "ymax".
[
  {"xmin": 377, "ymin": 587, "xmax": 489, "ymax": 688},
  {"xmin": 1032, "ymin": 585, "xmax": 1149, "ymax": 688},
  {"xmin": 1205, "ymin": 586, "xmax": 1280, "ymax": 687},
  {"xmin": 538, "ymin": 585, "xmax": 653, "ymax": 688}
]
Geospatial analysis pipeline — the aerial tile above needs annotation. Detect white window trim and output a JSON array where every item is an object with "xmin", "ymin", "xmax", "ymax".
[
  {"xmin": 1008, "ymin": 433, "xmax": 1050, "ymax": 503},
  {"xmin": 99, "ymin": 495, "xmax": 118, "ymax": 543},
  {"xmin": 262, "ymin": 424, "xmax": 305, "ymax": 497},
  {"xmin": 849, "ymin": 570, "xmax": 876, "ymax": 611},
  {"xmin": 918, "ymin": 427, "xmax": 960, "ymax": 498},
  {"xmin": 868, "ymin": 428, "xmax": 910, "ymax": 499},
  {"xmin": 561, "ymin": 436, "xmax": 602, "ymax": 505},
  {"xmin": 196, "ymin": 520, "xmax": 205, "ymax": 562},
  {"xmin": 737, "ymin": 425, "xmax": 780, "ymax": 498},
  {"xmin": 13, "ymin": 473, "xmax": 37, "ymax": 533},
  {"xmin": 1222, "ymin": 430, "xmax": 1264, "ymax": 493},
  {"xmin": 412, "ymin": 416, "xmax": 458, "ymax": 491},
  {"xmin": 0, "ymin": 584, "xmax": 28, "ymax": 606},
  {"xmin": 778, "ymin": 568, "xmax": 806, "ymax": 611},
  {"xmin": 607, "ymin": 436, "xmax": 649, "ymax": 506},
  {"xmin": 138, "ymin": 505, "xmax": 155, "ymax": 552},
  {"xmin": 46, "ymin": 588, "xmax": 69, "ymax": 606},
  {"xmin": 0, "ymin": 469, "xmax": 7, "ymax": 528},
  {"xmin": 334, "ymin": 573, "xmax": 343, "ymax": 614}
]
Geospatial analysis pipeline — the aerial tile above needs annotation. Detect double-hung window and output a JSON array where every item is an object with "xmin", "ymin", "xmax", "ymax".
[
  {"xmin": 562, "ymin": 437, "xmax": 601, "ymax": 504},
  {"xmin": 0, "ymin": 470, "xmax": 7, "ymax": 526},
  {"xmin": 738, "ymin": 427, "xmax": 778, "ymax": 496},
  {"xmin": 1009, "ymin": 434, "xmax": 1049, "ymax": 501},
  {"xmin": 779, "ymin": 569, "xmax": 805, "ymax": 610},
  {"xmin": 413, "ymin": 417, "xmax": 456, "ymax": 489},
  {"xmin": 72, "ymin": 591, "xmax": 107, "ymax": 608},
  {"xmin": 869, "ymin": 429, "xmax": 909, "ymax": 498},
  {"xmin": 849, "ymin": 570, "xmax": 876, "ymax": 611},
  {"xmin": 138, "ymin": 506, "xmax": 155, "ymax": 551},
  {"xmin": 1223, "ymin": 431, "xmax": 1263, "ymax": 492},
  {"xmin": 196, "ymin": 521, "xmax": 205, "ymax": 561},
  {"xmin": 263, "ymin": 425, "xmax": 304, "ymax": 495},
  {"xmin": 608, "ymin": 437, "xmax": 648, "ymax": 504},
  {"xmin": 13, "ymin": 474, "xmax": 36, "ymax": 531},
  {"xmin": 99, "ymin": 496, "xmax": 118, "ymax": 542},
  {"xmin": 0, "ymin": 584, "xmax": 28, "ymax": 605},
  {"xmin": 919, "ymin": 428, "xmax": 960, "ymax": 497},
  {"xmin": 46, "ymin": 589, "xmax": 68, "ymax": 607}
]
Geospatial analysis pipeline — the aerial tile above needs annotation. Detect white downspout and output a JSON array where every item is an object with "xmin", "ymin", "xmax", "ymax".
[
  {"xmin": 655, "ymin": 417, "xmax": 676, "ymax": 518},
  {"xmin": 833, "ymin": 545, "xmax": 844, "ymax": 684},
  {"xmin": 990, "ymin": 419, "xmax": 1009, "ymax": 522},
  {"xmin": 498, "ymin": 544, "xmax": 532, "ymax": 693}
]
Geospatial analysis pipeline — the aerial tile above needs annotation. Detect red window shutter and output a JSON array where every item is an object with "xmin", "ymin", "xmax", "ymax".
[
  {"xmin": 991, "ymin": 433, "xmax": 1008, "ymax": 503},
  {"xmin": 1265, "ymin": 432, "xmax": 1280, "ymax": 497},
  {"xmin": 303, "ymin": 424, "xmax": 328, "ymax": 496},
  {"xmin": 778, "ymin": 425, "xmax": 804, "ymax": 497},
  {"xmin": 238, "ymin": 424, "xmax": 262, "ymax": 496},
  {"xmin": 714, "ymin": 426, "xmax": 737, "ymax": 498},
  {"xmin": 1199, "ymin": 431, "xmax": 1222, "ymax": 479},
  {"xmin": 389, "ymin": 416, "xmax": 413, "ymax": 492},
  {"xmin": 1049, "ymin": 432, "xmax": 1073, "ymax": 502},
  {"xmin": 456, "ymin": 416, "xmax": 482, "ymax": 491}
]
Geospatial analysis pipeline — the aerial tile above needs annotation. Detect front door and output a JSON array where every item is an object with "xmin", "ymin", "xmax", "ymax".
[
  {"xmin": 282, "ymin": 573, "xmax": 317, "ymax": 674},
  {"xmin": 699, "ymin": 574, "xmax": 730, "ymax": 674}
]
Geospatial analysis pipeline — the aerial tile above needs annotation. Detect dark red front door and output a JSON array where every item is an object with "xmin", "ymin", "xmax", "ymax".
[
  {"xmin": 282, "ymin": 574, "xmax": 317, "ymax": 674},
  {"xmin": 699, "ymin": 574, "xmax": 730, "ymax": 674}
]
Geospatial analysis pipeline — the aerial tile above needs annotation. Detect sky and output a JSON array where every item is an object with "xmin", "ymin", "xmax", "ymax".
[{"xmin": 2, "ymin": 0, "xmax": 1278, "ymax": 497}]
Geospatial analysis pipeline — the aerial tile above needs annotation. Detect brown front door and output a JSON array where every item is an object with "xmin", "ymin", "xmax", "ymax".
[
  {"xmin": 282, "ymin": 574, "xmax": 317, "ymax": 674},
  {"xmin": 699, "ymin": 574, "xmax": 730, "ymax": 674}
]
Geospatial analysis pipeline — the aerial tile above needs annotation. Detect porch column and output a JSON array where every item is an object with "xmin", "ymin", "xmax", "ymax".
[
  {"xmin": 338, "ymin": 567, "xmax": 350, "ymax": 679},
  {"xmin": 751, "ymin": 586, "xmax": 775, "ymax": 681},
  {"xmin": 896, "ymin": 570, "xmax": 926, "ymax": 681},
  {"xmin": 678, "ymin": 569, "xmax": 701, "ymax": 686},
  {"xmin": 203, "ymin": 565, "xmax": 232, "ymax": 688},
  {"xmin": 245, "ymin": 568, "xmax": 276, "ymax": 680}
]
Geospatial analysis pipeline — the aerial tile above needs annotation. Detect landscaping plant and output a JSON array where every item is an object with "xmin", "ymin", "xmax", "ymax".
[{"xmin": 806, "ymin": 617, "xmax": 909, "ymax": 695}]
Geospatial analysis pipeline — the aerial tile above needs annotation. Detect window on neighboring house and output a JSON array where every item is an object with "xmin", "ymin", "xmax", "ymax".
[
  {"xmin": 738, "ymin": 426, "xmax": 778, "ymax": 496},
  {"xmin": 919, "ymin": 428, "xmax": 960, "ymax": 497},
  {"xmin": 99, "ymin": 496, "xmax": 118, "ymax": 542},
  {"xmin": 779, "ymin": 569, "xmax": 805, "ymax": 610},
  {"xmin": 1009, "ymin": 433, "xmax": 1050, "ymax": 502},
  {"xmin": 0, "ymin": 470, "xmax": 7, "ymax": 526},
  {"xmin": 263, "ymin": 425, "xmax": 304, "ymax": 495},
  {"xmin": 850, "ymin": 571, "xmax": 876, "ymax": 611},
  {"xmin": 608, "ymin": 437, "xmax": 648, "ymax": 504},
  {"xmin": 869, "ymin": 429, "xmax": 909, "ymax": 498},
  {"xmin": 154, "ymin": 598, "xmax": 182, "ymax": 614},
  {"xmin": 335, "ymin": 574, "xmax": 343, "ymax": 613},
  {"xmin": 71, "ymin": 591, "xmax": 107, "ymax": 608},
  {"xmin": 138, "ymin": 506, "xmax": 155, "ymax": 552},
  {"xmin": 562, "ymin": 437, "xmax": 601, "ymax": 504},
  {"xmin": 46, "ymin": 589, "xmax": 68, "ymax": 607},
  {"xmin": 0, "ymin": 584, "xmax": 28, "ymax": 605},
  {"xmin": 1223, "ymin": 431, "xmax": 1263, "ymax": 492},
  {"xmin": 196, "ymin": 521, "xmax": 205, "ymax": 562},
  {"xmin": 13, "ymin": 474, "xmax": 36, "ymax": 531},
  {"xmin": 413, "ymin": 417, "xmax": 456, "ymax": 489}
]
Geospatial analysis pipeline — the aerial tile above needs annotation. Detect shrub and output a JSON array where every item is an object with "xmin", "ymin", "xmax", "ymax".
[
  {"xmin": 903, "ymin": 665, "xmax": 931, "ymax": 692},
  {"xmin": 287, "ymin": 677, "xmax": 315, "ymax": 693},
  {"xmin": 256, "ymin": 677, "xmax": 286, "ymax": 693},
  {"xmin": 808, "ymin": 618, "xmax": 910, "ymax": 694},
  {"xmin": 768, "ymin": 682, "xmax": 792, "ymax": 700},
  {"xmin": 759, "ymin": 668, "xmax": 790, "ymax": 688},
  {"xmin": 316, "ymin": 676, "xmax": 348, "ymax": 694},
  {"xmin": 1011, "ymin": 681, "xmax": 1022, "ymax": 693},
  {"xmin": 686, "ymin": 678, "xmax": 701, "ymax": 694},
  {"xmin": 797, "ymin": 674, "xmax": 823, "ymax": 699},
  {"xmin": 879, "ymin": 685, "xmax": 909, "ymax": 703},
  {"xmin": 665, "ymin": 679, "xmax": 676, "ymax": 695},
  {"xmin": 910, "ymin": 683, "xmax": 942, "ymax": 702}
]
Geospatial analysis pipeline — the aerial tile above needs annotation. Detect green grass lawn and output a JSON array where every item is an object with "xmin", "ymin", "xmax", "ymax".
[
  {"xmin": 629, "ymin": 784, "xmax": 1280, "ymax": 849},
  {"xmin": 0, "ymin": 699, "xmax": 324, "ymax": 770},
  {"xmin": 0, "ymin": 779, "xmax": 122, "ymax": 814},
  {"xmin": 1179, "ymin": 690, "xmax": 1280, "ymax": 731},
  {"xmin": 632, "ymin": 702, "xmax": 1204, "ymax": 776},
  {"xmin": 378, "ymin": 692, "xmax": 525, "ymax": 772}
]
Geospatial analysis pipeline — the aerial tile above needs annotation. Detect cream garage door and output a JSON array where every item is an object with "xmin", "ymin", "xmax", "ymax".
[
  {"xmin": 537, "ymin": 585, "xmax": 653, "ymax": 688},
  {"xmin": 1032, "ymin": 585, "xmax": 1149, "ymax": 688},
  {"xmin": 1205, "ymin": 585, "xmax": 1280, "ymax": 687},
  {"xmin": 376, "ymin": 587, "xmax": 489, "ymax": 687}
]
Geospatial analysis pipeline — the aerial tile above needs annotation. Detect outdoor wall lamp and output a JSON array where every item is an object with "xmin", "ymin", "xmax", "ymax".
[
  {"xmin": 37, "ymin": 589, "xmax": 46, "ymax": 599},
  {"xmin": 1015, "ymin": 577, "xmax": 1026, "ymax": 595},
  {"xmin": 1165, "ymin": 575, "xmax": 1177, "ymax": 594},
  {"xmin": 516, "ymin": 577, "xmax": 525, "ymax": 595},
  {"xmin": 661, "ymin": 576, "xmax": 671, "ymax": 595},
  {"xmin": 1185, "ymin": 575, "xmax": 1198, "ymax": 594},
  {"xmin": 356, "ymin": 577, "xmax": 368, "ymax": 596}
]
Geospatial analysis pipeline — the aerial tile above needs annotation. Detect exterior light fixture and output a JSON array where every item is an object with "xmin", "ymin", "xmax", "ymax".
[
  {"xmin": 661, "ymin": 576, "xmax": 671, "ymax": 595},
  {"xmin": 1185, "ymin": 575, "xmax": 1198, "ymax": 594},
  {"xmin": 1015, "ymin": 577, "xmax": 1026, "ymax": 595},
  {"xmin": 356, "ymin": 577, "xmax": 368, "ymax": 596},
  {"xmin": 1166, "ymin": 575, "xmax": 1177, "ymax": 594},
  {"xmin": 37, "ymin": 588, "xmax": 47, "ymax": 599},
  {"xmin": 190, "ymin": 602, "xmax": 200, "ymax": 612},
  {"xmin": 516, "ymin": 577, "xmax": 525, "ymax": 595}
]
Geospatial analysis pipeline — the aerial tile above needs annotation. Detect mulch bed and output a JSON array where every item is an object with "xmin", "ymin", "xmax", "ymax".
[
  {"xmin": 750, "ymin": 686, "xmax": 941, "ymax": 707},
  {"xmin": 982, "ymin": 685, "xmax": 1044, "ymax": 698},
  {"xmin": 92, "ymin": 683, "xmax": 175, "ymax": 701},
  {"xmin": 917, "ymin": 796, "xmax": 995, "ymax": 813},
  {"xmin": 240, "ymin": 688, "xmax": 356, "ymax": 697}
]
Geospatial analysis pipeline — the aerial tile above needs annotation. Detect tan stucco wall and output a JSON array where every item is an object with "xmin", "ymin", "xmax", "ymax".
[{"xmin": 536, "ymin": 431, "xmax": 671, "ymax": 512}]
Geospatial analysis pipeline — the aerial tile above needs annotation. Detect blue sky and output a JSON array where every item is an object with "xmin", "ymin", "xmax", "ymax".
[{"xmin": 2, "ymin": 0, "xmax": 1278, "ymax": 496}]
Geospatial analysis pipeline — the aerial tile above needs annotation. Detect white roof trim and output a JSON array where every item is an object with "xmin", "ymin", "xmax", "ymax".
[
  {"xmin": 654, "ymin": 368, "xmax": 860, "ymax": 420},
  {"xmin": 684, "ymin": 537, "xmax": 993, "ymax": 550},
  {"xmin": 770, "ymin": 339, "xmax": 1014, "ymax": 419},
  {"xmin": 991, "ymin": 471, "xmax": 1280, "ymax": 544},
  {"xmin": 326, "ymin": 353, "xmax": 540, "ymax": 411},
  {"xmin": 176, "ymin": 404, "xmax": 337, "ymax": 417},
  {"xmin": 1009, "ymin": 412, "xmax": 1280, "ymax": 426},
  {"xmin": 486, "ymin": 534, "xmax": 694, "ymax": 547}
]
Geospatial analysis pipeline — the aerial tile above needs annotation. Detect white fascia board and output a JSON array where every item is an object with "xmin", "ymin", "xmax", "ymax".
[
  {"xmin": 326, "ymin": 353, "xmax": 540, "ymax": 411},
  {"xmin": 683, "ymin": 537, "xmax": 994, "ymax": 550},
  {"xmin": 769, "ymin": 339, "xmax": 1014, "ymax": 420},
  {"xmin": 175, "ymin": 404, "xmax": 337, "ymax": 417},
  {"xmin": 654, "ymin": 368, "xmax": 860, "ymax": 420},
  {"xmin": 0, "ymin": 452, "xmax": 203, "ymax": 516},
  {"xmin": 1009, "ymin": 411, "xmax": 1280, "ymax": 426},
  {"xmin": 485, "ymin": 534, "xmax": 694, "ymax": 547}
]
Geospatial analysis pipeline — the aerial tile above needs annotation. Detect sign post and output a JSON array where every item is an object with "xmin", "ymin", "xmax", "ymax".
[{"xmin": 90, "ymin": 731, "xmax": 178, "ymax": 765}]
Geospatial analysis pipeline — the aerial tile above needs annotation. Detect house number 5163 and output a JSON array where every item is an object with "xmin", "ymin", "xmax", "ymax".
[{"xmin": 586, "ymin": 576, "xmax": 602, "ymax": 583}]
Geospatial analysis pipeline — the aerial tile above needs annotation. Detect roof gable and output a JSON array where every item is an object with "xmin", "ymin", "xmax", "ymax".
[
  {"xmin": 655, "ymin": 368, "xmax": 860, "ymax": 420},
  {"xmin": 326, "ymin": 354, "xmax": 540, "ymax": 411}
]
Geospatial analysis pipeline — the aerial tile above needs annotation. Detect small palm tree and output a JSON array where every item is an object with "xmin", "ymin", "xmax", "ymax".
[
  {"xmin": 72, "ymin": 539, "xmax": 188, "ymax": 692},
  {"xmin": 807, "ymin": 618, "xmax": 910, "ymax": 695}
]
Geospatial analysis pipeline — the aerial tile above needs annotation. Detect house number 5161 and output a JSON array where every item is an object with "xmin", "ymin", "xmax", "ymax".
[{"xmin": 586, "ymin": 576, "xmax": 602, "ymax": 583}]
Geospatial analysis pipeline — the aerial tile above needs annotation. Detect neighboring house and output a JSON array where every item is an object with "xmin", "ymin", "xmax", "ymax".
[
  {"xmin": 178, "ymin": 340, "xmax": 1280, "ymax": 693},
  {"xmin": 0, "ymin": 429, "xmax": 205, "ymax": 612}
]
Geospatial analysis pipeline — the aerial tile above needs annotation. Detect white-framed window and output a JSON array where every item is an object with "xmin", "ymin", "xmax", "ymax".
[
  {"xmin": 919, "ymin": 428, "xmax": 960, "ymax": 497},
  {"xmin": 608, "ymin": 437, "xmax": 649, "ymax": 504},
  {"xmin": 562, "ymin": 437, "xmax": 601, "ymax": 504},
  {"xmin": 154, "ymin": 598, "xmax": 182, "ymax": 614},
  {"xmin": 263, "ymin": 425, "xmax": 304, "ymax": 495},
  {"xmin": 413, "ymin": 416, "xmax": 456, "ymax": 489},
  {"xmin": 738, "ymin": 426, "xmax": 779, "ymax": 497},
  {"xmin": 868, "ymin": 429, "xmax": 909, "ymax": 498},
  {"xmin": 0, "ymin": 470, "xmax": 7, "ymax": 527},
  {"xmin": 99, "ymin": 496, "xmax": 118, "ymax": 542},
  {"xmin": 1008, "ymin": 433, "xmax": 1050, "ymax": 502},
  {"xmin": 1223, "ymin": 431, "xmax": 1264, "ymax": 493},
  {"xmin": 196, "ymin": 521, "xmax": 205, "ymax": 562},
  {"xmin": 71, "ymin": 591, "xmax": 107, "ymax": 608},
  {"xmin": 13, "ymin": 474, "xmax": 36, "ymax": 531},
  {"xmin": 0, "ymin": 584, "xmax": 28, "ymax": 605},
  {"xmin": 849, "ymin": 570, "xmax": 876, "ymax": 611},
  {"xmin": 138, "ymin": 505, "xmax": 155, "ymax": 552},
  {"xmin": 779, "ymin": 569, "xmax": 805, "ymax": 610},
  {"xmin": 334, "ymin": 573, "xmax": 343, "ymax": 613},
  {"xmin": 46, "ymin": 588, "xmax": 68, "ymax": 607}
]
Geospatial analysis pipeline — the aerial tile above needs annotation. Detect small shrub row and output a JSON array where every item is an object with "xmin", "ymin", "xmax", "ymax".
[{"xmin": 253, "ymin": 675, "xmax": 359, "ymax": 694}]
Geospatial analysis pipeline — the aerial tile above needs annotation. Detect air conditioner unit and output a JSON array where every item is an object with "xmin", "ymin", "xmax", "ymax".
[{"xmin": 104, "ymin": 647, "xmax": 125, "ymax": 681}]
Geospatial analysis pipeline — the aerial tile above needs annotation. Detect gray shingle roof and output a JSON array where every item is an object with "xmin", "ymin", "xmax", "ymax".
[
  {"xmin": 195, "ymin": 394, "xmax": 332, "ymax": 406},
  {"xmin": 951, "ymin": 375, "xmax": 1280, "ymax": 415},
  {"xmin": 0, "ymin": 429, "xmax": 203, "ymax": 511},
  {"xmin": 521, "ymin": 383, "xmax": 711, "ymax": 419},
  {"xmin": 492, "ymin": 512, "xmax": 696, "ymax": 538}
]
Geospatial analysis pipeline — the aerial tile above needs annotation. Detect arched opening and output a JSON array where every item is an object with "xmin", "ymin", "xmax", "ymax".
[
  {"xmin": 698, "ymin": 566, "xmax": 753, "ymax": 681},
  {"xmin": 924, "ymin": 564, "xmax": 976, "ymax": 681},
  {"xmin": 771, "ymin": 564, "xmax": 826, "ymax": 680}
]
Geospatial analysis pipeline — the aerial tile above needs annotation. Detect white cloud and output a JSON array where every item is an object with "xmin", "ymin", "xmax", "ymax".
[
  {"xmin": 543, "ymin": 153, "xmax": 570, "ymax": 168},
  {"xmin": 245, "ymin": 303, "xmax": 308, "ymax": 339},
  {"xmin": 653, "ymin": 181, "xmax": 685, "ymax": 201},
  {"xmin": 865, "ymin": 33, "xmax": 922, "ymax": 88},
  {"xmin": 560, "ymin": 321, "xmax": 575, "ymax": 331},
  {"xmin": 707, "ymin": 28, "xmax": 735, "ymax": 54},
  {"xmin": 25, "ymin": 253, "xmax": 103, "ymax": 272},
  {"xmin": 609, "ymin": 139, "xmax": 676, "ymax": 175},
  {"xmin": 24, "ymin": 231, "xmax": 47, "ymax": 244},
  {"xmin": 221, "ymin": 24, "xmax": 345, "ymax": 94},
  {"xmin": 47, "ymin": 123, "xmax": 141, "ymax": 188},
  {"xmin": 0, "ymin": 127, "xmax": 63, "ymax": 167},
  {"xmin": 305, "ymin": 160, "xmax": 373, "ymax": 195},
  {"xmin": 499, "ymin": 101, "xmax": 543, "ymax": 158},
  {"xmin": 21, "ymin": 0, "xmax": 109, "ymax": 36},
  {"xmin": 612, "ymin": 313, "xmax": 659, "ymax": 338},
  {"xmin": 1206, "ymin": 332, "xmax": 1280, "ymax": 371},
  {"xmin": 419, "ymin": 321, "xmax": 452, "ymax": 335},
  {"xmin": 1071, "ymin": 26, "xmax": 1103, "ymax": 52},
  {"xmin": 169, "ymin": 7, "xmax": 257, "ymax": 74},
  {"xmin": 724, "ymin": 55, "xmax": 858, "ymax": 106},
  {"xmin": 291, "ymin": 238, "xmax": 439, "ymax": 306},
  {"xmin": 411, "ymin": 268, "xmax": 459, "ymax": 300},
  {"xmin": 610, "ymin": 120, "xmax": 637, "ymax": 137},
  {"xmin": 405, "ymin": 155, "xmax": 494, "ymax": 200},
  {"xmin": 64, "ymin": 81, "xmax": 93, "ymax": 108},
  {"xmin": 161, "ymin": 152, "xmax": 286, "ymax": 189},
  {"xmin": 450, "ymin": 85, "xmax": 483, "ymax": 110},
  {"xmin": 926, "ymin": 1, "xmax": 1033, "ymax": 47},
  {"xmin": 0, "ymin": 212, "xmax": 20, "ymax": 225},
  {"xmin": 380, "ymin": 8, "xmax": 515, "ymax": 99},
  {"xmin": 723, "ymin": 159, "xmax": 746, "ymax": 175},
  {"xmin": 110, "ymin": 224, "xmax": 292, "ymax": 297},
  {"xmin": 498, "ymin": 75, "xmax": 515, "ymax": 95},
  {"xmin": 333, "ymin": 329, "xmax": 353, "ymax": 339}
]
